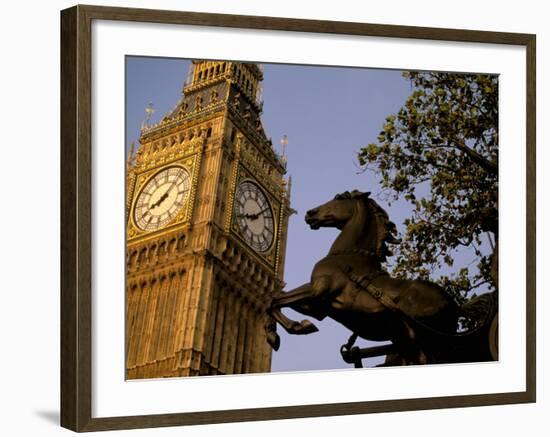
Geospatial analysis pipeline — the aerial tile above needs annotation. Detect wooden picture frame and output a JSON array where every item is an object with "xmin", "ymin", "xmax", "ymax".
[{"xmin": 60, "ymin": 4, "xmax": 536, "ymax": 432}]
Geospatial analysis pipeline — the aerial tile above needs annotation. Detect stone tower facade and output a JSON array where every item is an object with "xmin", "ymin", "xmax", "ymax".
[{"xmin": 125, "ymin": 61, "xmax": 291, "ymax": 379}]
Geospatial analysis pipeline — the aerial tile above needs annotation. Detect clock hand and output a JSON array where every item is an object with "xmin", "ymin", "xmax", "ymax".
[
  {"xmin": 149, "ymin": 179, "xmax": 181, "ymax": 209},
  {"xmin": 149, "ymin": 191, "xmax": 169, "ymax": 210},
  {"xmin": 150, "ymin": 197, "xmax": 161, "ymax": 209},
  {"xmin": 236, "ymin": 212, "xmax": 257, "ymax": 219},
  {"xmin": 248, "ymin": 208, "xmax": 270, "ymax": 220},
  {"xmin": 165, "ymin": 181, "xmax": 177, "ymax": 194}
]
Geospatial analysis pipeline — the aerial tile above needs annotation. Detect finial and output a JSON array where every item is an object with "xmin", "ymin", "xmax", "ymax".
[
  {"xmin": 280, "ymin": 135, "xmax": 289, "ymax": 165},
  {"xmin": 185, "ymin": 63, "xmax": 195, "ymax": 88},
  {"xmin": 145, "ymin": 102, "xmax": 155, "ymax": 119},
  {"xmin": 284, "ymin": 176, "xmax": 296, "ymax": 214},
  {"xmin": 127, "ymin": 142, "xmax": 135, "ymax": 169},
  {"xmin": 256, "ymin": 82, "xmax": 264, "ymax": 107},
  {"xmin": 280, "ymin": 135, "xmax": 288, "ymax": 152},
  {"xmin": 141, "ymin": 102, "xmax": 155, "ymax": 130}
]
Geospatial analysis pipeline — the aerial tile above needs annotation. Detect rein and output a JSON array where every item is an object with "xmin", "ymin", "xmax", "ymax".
[{"xmin": 328, "ymin": 248, "xmax": 378, "ymax": 258}]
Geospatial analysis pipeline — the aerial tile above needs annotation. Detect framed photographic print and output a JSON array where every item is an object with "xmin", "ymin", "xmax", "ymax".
[{"xmin": 60, "ymin": 4, "xmax": 536, "ymax": 432}]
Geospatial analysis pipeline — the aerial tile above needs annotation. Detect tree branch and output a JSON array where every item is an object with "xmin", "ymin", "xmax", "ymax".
[{"xmin": 453, "ymin": 140, "xmax": 498, "ymax": 175}]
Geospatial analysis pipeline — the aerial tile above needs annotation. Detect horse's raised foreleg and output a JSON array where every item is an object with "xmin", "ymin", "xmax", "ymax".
[
  {"xmin": 269, "ymin": 282, "xmax": 321, "ymax": 335},
  {"xmin": 273, "ymin": 276, "xmax": 332, "ymax": 306},
  {"xmin": 269, "ymin": 306, "xmax": 318, "ymax": 335},
  {"xmin": 272, "ymin": 283, "xmax": 313, "ymax": 306}
]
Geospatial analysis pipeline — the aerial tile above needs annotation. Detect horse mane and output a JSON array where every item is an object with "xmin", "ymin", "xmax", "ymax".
[{"xmin": 334, "ymin": 190, "xmax": 400, "ymax": 261}]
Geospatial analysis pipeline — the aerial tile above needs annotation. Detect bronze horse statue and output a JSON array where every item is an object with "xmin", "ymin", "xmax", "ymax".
[{"xmin": 267, "ymin": 190, "xmax": 497, "ymax": 366}]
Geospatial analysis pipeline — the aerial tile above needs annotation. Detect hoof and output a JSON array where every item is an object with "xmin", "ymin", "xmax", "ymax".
[
  {"xmin": 267, "ymin": 331, "xmax": 280, "ymax": 351},
  {"xmin": 292, "ymin": 319, "xmax": 319, "ymax": 335}
]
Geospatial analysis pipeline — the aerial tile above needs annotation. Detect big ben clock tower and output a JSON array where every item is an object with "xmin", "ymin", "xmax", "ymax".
[{"xmin": 125, "ymin": 61, "xmax": 291, "ymax": 379}]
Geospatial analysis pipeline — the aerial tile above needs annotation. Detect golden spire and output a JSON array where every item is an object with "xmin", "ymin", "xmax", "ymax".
[
  {"xmin": 280, "ymin": 135, "xmax": 289, "ymax": 166},
  {"xmin": 141, "ymin": 102, "xmax": 155, "ymax": 131},
  {"xmin": 256, "ymin": 81, "xmax": 264, "ymax": 107},
  {"xmin": 126, "ymin": 142, "xmax": 135, "ymax": 170},
  {"xmin": 185, "ymin": 62, "xmax": 194, "ymax": 87}
]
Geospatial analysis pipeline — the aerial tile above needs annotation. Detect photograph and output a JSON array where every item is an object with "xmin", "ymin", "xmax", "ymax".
[{"xmin": 125, "ymin": 58, "xmax": 499, "ymax": 380}]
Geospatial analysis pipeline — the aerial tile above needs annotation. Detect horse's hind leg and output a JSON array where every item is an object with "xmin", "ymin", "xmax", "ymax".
[{"xmin": 394, "ymin": 321, "xmax": 430, "ymax": 365}]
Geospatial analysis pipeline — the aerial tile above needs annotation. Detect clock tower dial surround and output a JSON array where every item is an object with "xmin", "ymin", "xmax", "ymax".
[
  {"xmin": 233, "ymin": 179, "xmax": 276, "ymax": 253},
  {"xmin": 133, "ymin": 165, "xmax": 191, "ymax": 232},
  {"xmin": 126, "ymin": 142, "xmax": 203, "ymax": 242}
]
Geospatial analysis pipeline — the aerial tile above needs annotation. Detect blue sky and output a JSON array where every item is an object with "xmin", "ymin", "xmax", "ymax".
[{"xmin": 125, "ymin": 57, "xmax": 480, "ymax": 372}]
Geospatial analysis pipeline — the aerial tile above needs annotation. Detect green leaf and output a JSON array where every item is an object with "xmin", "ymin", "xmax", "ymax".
[{"xmin": 357, "ymin": 71, "xmax": 498, "ymax": 298}]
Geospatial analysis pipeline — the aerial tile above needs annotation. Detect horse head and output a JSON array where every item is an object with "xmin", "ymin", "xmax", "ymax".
[
  {"xmin": 305, "ymin": 190, "xmax": 370, "ymax": 230},
  {"xmin": 305, "ymin": 190, "xmax": 400, "ymax": 260}
]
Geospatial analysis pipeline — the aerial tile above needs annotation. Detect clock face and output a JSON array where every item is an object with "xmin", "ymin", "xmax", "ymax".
[
  {"xmin": 134, "ymin": 166, "xmax": 191, "ymax": 232},
  {"xmin": 234, "ymin": 181, "xmax": 275, "ymax": 252}
]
